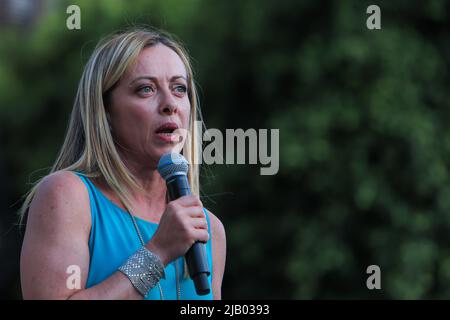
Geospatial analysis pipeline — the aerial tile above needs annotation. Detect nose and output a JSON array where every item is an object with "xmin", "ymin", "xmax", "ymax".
[{"xmin": 159, "ymin": 88, "xmax": 178, "ymax": 115}]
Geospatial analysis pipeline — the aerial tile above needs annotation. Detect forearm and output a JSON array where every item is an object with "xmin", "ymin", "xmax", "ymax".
[
  {"xmin": 68, "ymin": 243, "xmax": 168, "ymax": 300},
  {"xmin": 67, "ymin": 271, "xmax": 142, "ymax": 300}
]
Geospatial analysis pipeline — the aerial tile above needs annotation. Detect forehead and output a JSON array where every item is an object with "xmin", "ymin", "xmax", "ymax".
[{"xmin": 125, "ymin": 44, "xmax": 187, "ymax": 80}]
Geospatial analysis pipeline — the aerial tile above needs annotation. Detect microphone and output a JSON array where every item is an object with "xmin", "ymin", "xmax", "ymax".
[{"xmin": 157, "ymin": 152, "xmax": 211, "ymax": 295}]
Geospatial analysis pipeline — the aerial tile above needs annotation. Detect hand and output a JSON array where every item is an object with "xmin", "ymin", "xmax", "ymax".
[{"xmin": 146, "ymin": 195, "xmax": 209, "ymax": 266}]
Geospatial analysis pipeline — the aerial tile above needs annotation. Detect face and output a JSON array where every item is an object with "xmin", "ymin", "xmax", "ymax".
[{"xmin": 106, "ymin": 44, "xmax": 191, "ymax": 166}]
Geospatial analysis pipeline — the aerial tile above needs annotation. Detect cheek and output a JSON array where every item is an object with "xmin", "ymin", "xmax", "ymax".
[
  {"xmin": 181, "ymin": 102, "xmax": 192, "ymax": 126},
  {"xmin": 114, "ymin": 105, "xmax": 151, "ymax": 128},
  {"xmin": 110, "ymin": 102, "xmax": 154, "ymax": 141}
]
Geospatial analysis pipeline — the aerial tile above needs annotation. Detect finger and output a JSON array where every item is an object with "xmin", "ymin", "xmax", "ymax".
[
  {"xmin": 192, "ymin": 229, "xmax": 210, "ymax": 243},
  {"xmin": 181, "ymin": 207, "xmax": 205, "ymax": 218},
  {"xmin": 191, "ymin": 217, "xmax": 208, "ymax": 230},
  {"xmin": 176, "ymin": 195, "xmax": 203, "ymax": 208}
]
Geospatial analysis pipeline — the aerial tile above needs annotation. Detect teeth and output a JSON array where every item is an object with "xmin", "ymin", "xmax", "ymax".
[{"xmin": 158, "ymin": 132, "xmax": 176, "ymax": 135}]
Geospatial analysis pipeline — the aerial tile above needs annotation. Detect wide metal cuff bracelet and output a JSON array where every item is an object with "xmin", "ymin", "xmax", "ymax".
[{"xmin": 118, "ymin": 246, "xmax": 166, "ymax": 297}]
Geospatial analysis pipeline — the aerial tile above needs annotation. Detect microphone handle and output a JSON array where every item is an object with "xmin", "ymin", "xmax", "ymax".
[{"xmin": 166, "ymin": 176, "xmax": 211, "ymax": 295}]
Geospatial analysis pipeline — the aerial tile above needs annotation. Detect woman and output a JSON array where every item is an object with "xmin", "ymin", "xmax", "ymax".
[{"xmin": 19, "ymin": 28, "xmax": 226, "ymax": 300}]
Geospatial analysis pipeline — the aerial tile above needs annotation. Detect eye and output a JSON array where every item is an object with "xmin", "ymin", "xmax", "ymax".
[
  {"xmin": 173, "ymin": 85, "xmax": 187, "ymax": 94},
  {"xmin": 137, "ymin": 85, "xmax": 155, "ymax": 95}
]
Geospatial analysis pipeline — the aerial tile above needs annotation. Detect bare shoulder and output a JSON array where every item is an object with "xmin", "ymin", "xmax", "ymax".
[
  {"xmin": 204, "ymin": 208, "xmax": 226, "ymax": 242},
  {"xmin": 36, "ymin": 170, "xmax": 86, "ymax": 196},
  {"xmin": 203, "ymin": 208, "xmax": 226, "ymax": 299},
  {"xmin": 28, "ymin": 170, "xmax": 91, "ymax": 233},
  {"xmin": 21, "ymin": 170, "xmax": 91, "ymax": 298}
]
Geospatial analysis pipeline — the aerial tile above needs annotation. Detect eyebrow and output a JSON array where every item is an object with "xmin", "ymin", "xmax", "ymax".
[{"xmin": 129, "ymin": 75, "xmax": 187, "ymax": 86}]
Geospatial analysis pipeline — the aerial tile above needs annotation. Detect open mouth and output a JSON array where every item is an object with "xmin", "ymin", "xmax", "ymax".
[
  {"xmin": 155, "ymin": 122, "xmax": 181, "ymax": 142},
  {"xmin": 155, "ymin": 122, "xmax": 179, "ymax": 134},
  {"xmin": 156, "ymin": 128, "xmax": 176, "ymax": 135}
]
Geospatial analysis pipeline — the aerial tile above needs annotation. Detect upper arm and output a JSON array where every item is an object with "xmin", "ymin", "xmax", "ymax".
[
  {"xmin": 205, "ymin": 209, "xmax": 226, "ymax": 300},
  {"xmin": 20, "ymin": 171, "xmax": 91, "ymax": 299}
]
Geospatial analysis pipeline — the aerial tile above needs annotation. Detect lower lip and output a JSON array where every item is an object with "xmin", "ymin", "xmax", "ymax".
[{"xmin": 155, "ymin": 132, "xmax": 180, "ymax": 143}]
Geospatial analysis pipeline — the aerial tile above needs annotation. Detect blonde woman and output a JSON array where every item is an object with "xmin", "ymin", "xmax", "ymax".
[{"xmin": 19, "ymin": 28, "xmax": 226, "ymax": 300}]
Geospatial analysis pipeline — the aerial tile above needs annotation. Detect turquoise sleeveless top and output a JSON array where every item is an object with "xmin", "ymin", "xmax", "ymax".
[{"xmin": 74, "ymin": 172, "xmax": 214, "ymax": 300}]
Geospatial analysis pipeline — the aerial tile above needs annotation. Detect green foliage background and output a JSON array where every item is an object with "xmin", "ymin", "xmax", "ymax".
[{"xmin": 1, "ymin": 0, "xmax": 449, "ymax": 299}]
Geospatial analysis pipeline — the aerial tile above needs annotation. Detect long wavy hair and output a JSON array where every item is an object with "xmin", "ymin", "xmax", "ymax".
[{"xmin": 19, "ymin": 28, "xmax": 204, "ymax": 224}]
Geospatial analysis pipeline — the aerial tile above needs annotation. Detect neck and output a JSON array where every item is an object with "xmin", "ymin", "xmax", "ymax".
[{"xmin": 112, "ymin": 149, "xmax": 168, "ymax": 214}]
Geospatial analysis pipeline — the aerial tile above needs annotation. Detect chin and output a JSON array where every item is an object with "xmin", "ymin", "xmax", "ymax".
[{"xmin": 155, "ymin": 144, "xmax": 184, "ymax": 158}]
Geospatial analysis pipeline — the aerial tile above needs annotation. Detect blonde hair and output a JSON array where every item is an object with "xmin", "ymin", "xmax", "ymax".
[{"xmin": 19, "ymin": 28, "xmax": 204, "ymax": 224}]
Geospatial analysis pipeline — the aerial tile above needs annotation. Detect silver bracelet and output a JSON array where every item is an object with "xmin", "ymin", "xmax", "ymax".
[{"xmin": 118, "ymin": 246, "xmax": 166, "ymax": 297}]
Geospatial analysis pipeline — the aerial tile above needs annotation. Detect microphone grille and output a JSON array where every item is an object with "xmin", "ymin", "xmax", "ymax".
[{"xmin": 157, "ymin": 152, "xmax": 189, "ymax": 181}]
